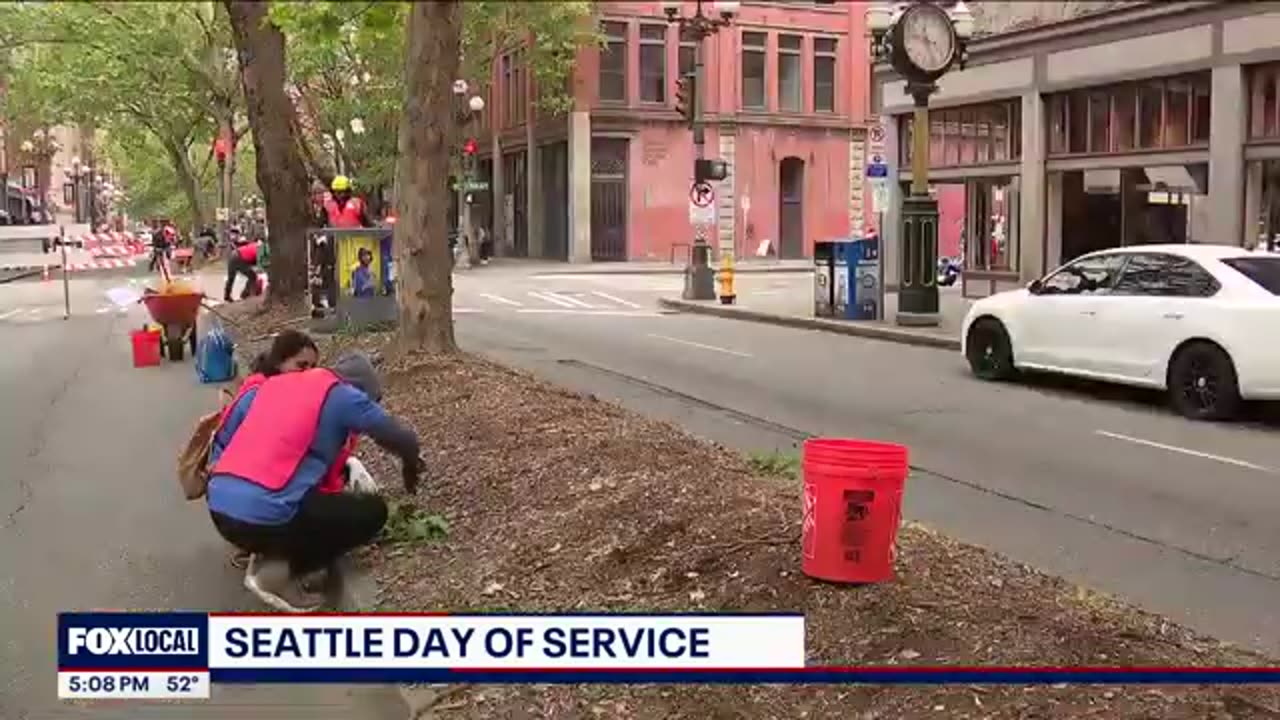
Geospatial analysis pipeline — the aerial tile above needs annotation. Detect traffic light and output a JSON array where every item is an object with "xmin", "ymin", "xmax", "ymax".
[
  {"xmin": 463, "ymin": 138, "xmax": 478, "ymax": 156},
  {"xmin": 695, "ymin": 158, "xmax": 729, "ymax": 183},
  {"xmin": 675, "ymin": 73, "xmax": 696, "ymax": 128}
]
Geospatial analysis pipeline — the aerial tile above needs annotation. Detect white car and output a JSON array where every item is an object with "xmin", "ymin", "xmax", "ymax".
[{"xmin": 961, "ymin": 244, "xmax": 1280, "ymax": 421}]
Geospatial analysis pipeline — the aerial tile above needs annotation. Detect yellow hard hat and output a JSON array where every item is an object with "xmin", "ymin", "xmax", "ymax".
[{"xmin": 331, "ymin": 175, "xmax": 351, "ymax": 192}]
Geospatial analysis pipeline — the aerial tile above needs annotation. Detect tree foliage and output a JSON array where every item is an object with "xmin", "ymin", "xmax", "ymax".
[
  {"xmin": 269, "ymin": 1, "xmax": 597, "ymax": 194},
  {"xmin": 0, "ymin": 2, "xmax": 252, "ymax": 228}
]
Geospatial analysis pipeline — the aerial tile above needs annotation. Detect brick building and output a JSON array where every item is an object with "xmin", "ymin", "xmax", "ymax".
[{"xmin": 470, "ymin": 0, "xmax": 876, "ymax": 263}]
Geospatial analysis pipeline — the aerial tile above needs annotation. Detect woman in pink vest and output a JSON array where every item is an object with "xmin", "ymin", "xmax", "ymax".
[{"xmin": 207, "ymin": 351, "xmax": 423, "ymax": 612}]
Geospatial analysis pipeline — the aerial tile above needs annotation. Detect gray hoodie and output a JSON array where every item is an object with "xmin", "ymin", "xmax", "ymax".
[{"xmin": 332, "ymin": 351, "xmax": 382, "ymax": 402}]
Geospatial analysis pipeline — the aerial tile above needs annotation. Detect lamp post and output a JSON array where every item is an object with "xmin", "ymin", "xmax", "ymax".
[
  {"xmin": 867, "ymin": 0, "xmax": 972, "ymax": 327},
  {"xmin": 452, "ymin": 79, "xmax": 486, "ymax": 267},
  {"xmin": 214, "ymin": 134, "xmax": 232, "ymax": 248},
  {"xmin": 661, "ymin": 0, "xmax": 738, "ymax": 301},
  {"xmin": 21, "ymin": 128, "xmax": 60, "ymax": 227},
  {"xmin": 65, "ymin": 157, "xmax": 87, "ymax": 225}
]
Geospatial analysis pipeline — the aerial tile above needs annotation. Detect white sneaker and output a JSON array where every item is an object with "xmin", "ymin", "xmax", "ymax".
[{"xmin": 243, "ymin": 555, "xmax": 324, "ymax": 613}]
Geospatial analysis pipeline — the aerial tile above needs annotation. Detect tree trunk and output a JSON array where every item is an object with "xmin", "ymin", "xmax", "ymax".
[
  {"xmin": 395, "ymin": 0, "xmax": 462, "ymax": 353},
  {"xmin": 162, "ymin": 138, "xmax": 208, "ymax": 231},
  {"xmin": 224, "ymin": 0, "xmax": 312, "ymax": 306}
]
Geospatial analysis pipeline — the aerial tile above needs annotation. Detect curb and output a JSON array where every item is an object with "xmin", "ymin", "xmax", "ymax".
[
  {"xmin": 541, "ymin": 265, "xmax": 813, "ymax": 277},
  {"xmin": 658, "ymin": 298, "xmax": 962, "ymax": 351}
]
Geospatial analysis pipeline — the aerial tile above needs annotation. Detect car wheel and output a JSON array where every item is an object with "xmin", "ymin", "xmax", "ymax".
[
  {"xmin": 965, "ymin": 318, "xmax": 1016, "ymax": 381},
  {"xmin": 1167, "ymin": 341, "xmax": 1242, "ymax": 421}
]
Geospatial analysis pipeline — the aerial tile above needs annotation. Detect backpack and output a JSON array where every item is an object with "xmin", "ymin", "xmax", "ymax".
[
  {"xmin": 196, "ymin": 320, "xmax": 237, "ymax": 383},
  {"xmin": 176, "ymin": 389, "xmax": 234, "ymax": 501}
]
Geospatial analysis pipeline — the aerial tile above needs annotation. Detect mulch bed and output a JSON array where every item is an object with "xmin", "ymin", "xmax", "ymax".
[{"xmin": 226, "ymin": 312, "xmax": 1280, "ymax": 719}]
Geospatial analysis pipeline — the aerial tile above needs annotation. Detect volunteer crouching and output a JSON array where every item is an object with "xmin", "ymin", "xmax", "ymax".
[{"xmin": 206, "ymin": 351, "xmax": 423, "ymax": 612}]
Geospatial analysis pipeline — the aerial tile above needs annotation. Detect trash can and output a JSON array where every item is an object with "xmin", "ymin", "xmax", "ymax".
[
  {"xmin": 813, "ymin": 241, "xmax": 835, "ymax": 317},
  {"xmin": 844, "ymin": 237, "xmax": 881, "ymax": 321}
]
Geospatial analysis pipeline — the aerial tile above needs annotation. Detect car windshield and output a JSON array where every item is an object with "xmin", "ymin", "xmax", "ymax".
[{"xmin": 1221, "ymin": 256, "xmax": 1280, "ymax": 295}]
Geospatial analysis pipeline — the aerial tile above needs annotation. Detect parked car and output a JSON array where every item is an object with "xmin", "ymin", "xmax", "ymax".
[{"xmin": 961, "ymin": 244, "xmax": 1280, "ymax": 421}]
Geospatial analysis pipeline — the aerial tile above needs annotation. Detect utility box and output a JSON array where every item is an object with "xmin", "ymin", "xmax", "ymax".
[
  {"xmin": 832, "ymin": 240, "xmax": 852, "ymax": 319},
  {"xmin": 308, "ymin": 227, "xmax": 397, "ymax": 331},
  {"xmin": 844, "ymin": 237, "xmax": 881, "ymax": 321},
  {"xmin": 813, "ymin": 241, "xmax": 835, "ymax": 317}
]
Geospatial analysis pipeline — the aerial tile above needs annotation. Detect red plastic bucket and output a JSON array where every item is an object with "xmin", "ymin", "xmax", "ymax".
[
  {"xmin": 131, "ymin": 329, "xmax": 162, "ymax": 368},
  {"xmin": 801, "ymin": 438, "xmax": 908, "ymax": 584}
]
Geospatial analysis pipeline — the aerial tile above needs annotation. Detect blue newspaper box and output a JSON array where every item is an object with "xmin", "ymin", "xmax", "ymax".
[{"xmin": 843, "ymin": 237, "xmax": 881, "ymax": 321}]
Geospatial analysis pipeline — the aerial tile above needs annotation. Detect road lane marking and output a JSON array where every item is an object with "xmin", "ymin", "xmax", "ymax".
[
  {"xmin": 453, "ymin": 307, "xmax": 483, "ymax": 314},
  {"xmin": 647, "ymin": 333, "xmax": 753, "ymax": 358},
  {"xmin": 516, "ymin": 309, "xmax": 662, "ymax": 317},
  {"xmin": 1094, "ymin": 430, "xmax": 1273, "ymax": 473},
  {"xmin": 544, "ymin": 291, "xmax": 597, "ymax": 309},
  {"xmin": 0, "ymin": 309, "xmax": 21, "ymax": 320},
  {"xmin": 528, "ymin": 290, "xmax": 577, "ymax": 308},
  {"xmin": 591, "ymin": 291, "xmax": 642, "ymax": 309},
  {"xmin": 480, "ymin": 293, "xmax": 523, "ymax": 307}
]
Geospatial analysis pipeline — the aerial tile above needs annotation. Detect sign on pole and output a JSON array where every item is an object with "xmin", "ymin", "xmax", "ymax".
[
  {"xmin": 870, "ymin": 177, "xmax": 890, "ymax": 214},
  {"xmin": 688, "ymin": 181, "xmax": 716, "ymax": 226}
]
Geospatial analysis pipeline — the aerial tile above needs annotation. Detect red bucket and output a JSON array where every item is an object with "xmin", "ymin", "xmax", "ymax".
[
  {"xmin": 801, "ymin": 438, "xmax": 908, "ymax": 584},
  {"xmin": 130, "ymin": 329, "xmax": 162, "ymax": 368}
]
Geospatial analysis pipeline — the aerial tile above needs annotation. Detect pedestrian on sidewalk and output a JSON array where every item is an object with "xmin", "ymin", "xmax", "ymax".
[
  {"xmin": 205, "ymin": 351, "xmax": 423, "ymax": 612},
  {"xmin": 224, "ymin": 235, "xmax": 260, "ymax": 302}
]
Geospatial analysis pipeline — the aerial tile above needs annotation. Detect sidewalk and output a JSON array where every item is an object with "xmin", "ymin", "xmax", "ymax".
[
  {"xmin": 660, "ymin": 285, "xmax": 971, "ymax": 351},
  {"xmin": 488, "ymin": 257, "xmax": 813, "ymax": 276}
]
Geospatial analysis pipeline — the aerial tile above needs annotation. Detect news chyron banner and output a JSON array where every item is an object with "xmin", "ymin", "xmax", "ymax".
[{"xmin": 57, "ymin": 612, "xmax": 806, "ymax": 699}]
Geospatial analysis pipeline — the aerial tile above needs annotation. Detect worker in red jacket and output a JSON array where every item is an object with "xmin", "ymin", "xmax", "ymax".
[
  {"xmin": 224, "ymin": 233, "xmax": 261, "ymax": 302},
  {"xmin": 319, "ymin": 175, "xmax": 373, "ymax": 229}
]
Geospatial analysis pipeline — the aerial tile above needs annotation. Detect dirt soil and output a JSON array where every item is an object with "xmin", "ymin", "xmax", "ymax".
[{"xmin": 225, "ymin": 309, "xmax": 1280, "ymax": 719}]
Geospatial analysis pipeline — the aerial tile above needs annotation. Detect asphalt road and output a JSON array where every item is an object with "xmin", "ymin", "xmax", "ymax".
[
  {"xmin": 455, "ymin": 264, "xmax": 1280, "ymax": 657},
  {"xmin": 0, "ymin": 271, "xmax": 407, "ymax": 719}
]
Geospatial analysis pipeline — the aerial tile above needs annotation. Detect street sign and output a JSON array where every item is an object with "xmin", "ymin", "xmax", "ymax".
[
  {"xmin": 688, "ymin": 181, "xmax": 716, "ymax": 225},
  {"xmin": 865, "ymin": 163, "xmax": 888, "ymax": 179},
  {"xmin": 870, "ymin": 177, "xmax": 890, "ymax": 214},
  {"xmin": 451, "ymin": 179, "xmax": 489, "ymax": 192},
  {"xmin": 869, "ymin": 124, "xmax": 886, "ymax": 144}
]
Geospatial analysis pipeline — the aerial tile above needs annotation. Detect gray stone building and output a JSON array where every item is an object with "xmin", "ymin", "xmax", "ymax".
[{"xmin": 872, "ymin": 1, "xmax": 1280, "ymax": 297}]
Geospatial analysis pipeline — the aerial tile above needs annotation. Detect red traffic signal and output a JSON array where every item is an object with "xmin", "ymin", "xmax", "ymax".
[
  {"xmin": 675, "ymin": 73, "xmax": 696, "ymax": 128},
  {"xmin": 463, "ymin": 138, "xmax": 479, "ymax": 156},
  {"xmin": 213, "ymin": 137, "xmax": 231, "ymax": 162}
]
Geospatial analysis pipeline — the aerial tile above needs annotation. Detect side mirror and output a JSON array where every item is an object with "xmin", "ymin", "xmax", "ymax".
[{"xmin": 1027, "ymin": 279, "xmax": 1043, "ymax": 295}]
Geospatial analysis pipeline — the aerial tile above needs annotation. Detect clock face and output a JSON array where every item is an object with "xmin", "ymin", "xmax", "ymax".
[{"xmin": 901, "ymin": 4, "xmax": 956, "ymax": 74}]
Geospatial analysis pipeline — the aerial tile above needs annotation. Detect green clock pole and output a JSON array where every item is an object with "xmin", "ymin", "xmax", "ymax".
[{"xmin": 897, "ymin": 81, "xmax": 941, "ymax": 327}]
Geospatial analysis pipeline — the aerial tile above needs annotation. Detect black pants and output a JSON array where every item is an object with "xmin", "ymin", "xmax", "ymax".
[
  {"xmin": 210, "ymin": 491, "xmax": 388, "ymax": 575},
  {"xmin": 224, "ymin": 256, "xmax": 259, "ymax": 301}
]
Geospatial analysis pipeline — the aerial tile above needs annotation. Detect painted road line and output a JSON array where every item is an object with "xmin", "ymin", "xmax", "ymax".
[
  {"xmin": 1094, "ymin": 430, "xmax": 1274, "ymax": 473},
  {"xmin": 480, "ymin": 293, "xmax": 523, "ymax": 307},
  {"xmin": 95, "ymin": 306, "xmax": 111, "ymax": 314},
  {"xmin": 591, "ymin": 291, "xmax": 643, "ymax": 309},
  {"xmin": 544, "ymin": 291, "xmax": 598, "ymax": 309},
  {"xmin": 516, "ymin": 309, "xmax": 663, "ymax": 317},
  {"xmin": 0, "ymin": 308, "xmax": 22, "ymax": 320},
  {"xmin": 528, "ymin": 291, "xmax": 577, "ymax": 308},
  {"xmin": 453, "ymin": 308, "xmax": 484, "ymax": 314},
  {"xmin": 647, "ymin": 333, "xmax": 753, "ymax": 358}
]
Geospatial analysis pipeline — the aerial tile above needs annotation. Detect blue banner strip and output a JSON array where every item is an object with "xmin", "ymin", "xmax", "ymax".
[{"xmin": 212, "ymin": 668, "xmax": 1280, "ymax": 685}]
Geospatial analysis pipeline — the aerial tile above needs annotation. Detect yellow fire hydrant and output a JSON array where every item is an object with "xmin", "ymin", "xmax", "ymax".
[{"xmin": 718, "ymin": 253, "xmax": 736, "ymax": 305}]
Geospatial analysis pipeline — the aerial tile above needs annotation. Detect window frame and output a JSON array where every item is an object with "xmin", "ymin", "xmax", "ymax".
[
  {"xmin": 1037, "ymin": 253, "xmax": 1127, "ymax": 296},
  {"xmin": 638, "ymin": 23, "xmax": 667, "ymax": 105},
  {"xmin": 598, "ymin": 20, "xmax": 629, "ymax": 104},
  {"xmin": 813, "ymin": 36, "xmax": 837, "ymax": 113},
  {"xmin": 777, "ymin": 33, "xmax": 803, "ymax": 113},
  {"xmin": 741, "ymin": 30, "xmax": 768, "ymax": 111}
]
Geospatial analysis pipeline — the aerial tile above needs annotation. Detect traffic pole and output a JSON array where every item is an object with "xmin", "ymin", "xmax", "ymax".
[{"xmin": 60, "ymin": 225, "xmax": 71, "ymax": 319}]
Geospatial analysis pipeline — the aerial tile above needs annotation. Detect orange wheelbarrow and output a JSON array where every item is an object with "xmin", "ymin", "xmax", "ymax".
[{"xmin": 140, "ymin": 290, "xmax": 204, "ymax": 361}]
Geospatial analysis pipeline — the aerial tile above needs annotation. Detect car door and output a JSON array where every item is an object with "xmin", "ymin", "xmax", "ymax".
[
  {"xmin": 1095, "ymin": 252, "xmax": 1222, "ymax": 381},
  {"xmin": 1016, "ymin": 254, "xmax": 1126, "ymax": 370}
]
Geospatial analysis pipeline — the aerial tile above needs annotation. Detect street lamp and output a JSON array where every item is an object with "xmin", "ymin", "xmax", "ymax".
[
  {"xmin": 662, "ymin": 0, "xmax": 738, "ymax": 302},
  {"xmin": 867, "ymin": 0, "xmax": 972, "ymax": 327},
  {"xmin": 452, "ymin": 78, "xmax": 487, "ymax": 267}
]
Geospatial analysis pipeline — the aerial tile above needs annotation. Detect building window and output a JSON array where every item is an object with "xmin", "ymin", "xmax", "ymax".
[
  {"xmin": 965, "ymin": 177, "xmax": 1020, "ymax": 272},
  {"xmin": 742, "ymin": 31, "xmax": 767, "ymax": 110},
  {"xmin": 901, "ymin": 100, "xmax": 1021, "ymax": 168},
  {"xmin": 639, "ymin": 24, "xmax": 666, "ymax": 103},
  {"xmin": 777, "ymin": 34, "xmax": 802, "ymax": 112},
  {"xmin": 501, "ymin": 54, "xmax": 512, "ymax": 127},
  {"xmin": 1047, "ymin": 73, "xmax": 1209, "ymax": 156},
  {"xmin": 1249, "ymin": 63, "xmax": 1280, "ymax": 139},
  {"xmin": 599, "ymin": 21, "xmax": 627, "ymax": 103},
  {"xmin": 813, "ymin": 37, "xmax": 836, "ymax": 113},
  {"xmin": 512, "ymin": 50, "xmax": 526, "ymax": 125}
]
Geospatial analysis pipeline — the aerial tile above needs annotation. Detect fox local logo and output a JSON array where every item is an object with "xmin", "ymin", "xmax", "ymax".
[{"xmin": 67, "ymin": 627, "xmax": 200, "ymax": 656}]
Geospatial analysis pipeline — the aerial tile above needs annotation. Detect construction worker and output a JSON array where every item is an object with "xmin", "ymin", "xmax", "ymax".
[{"xmin": 319, "ymin": 176, "xmax": 373, "ymax": 229}]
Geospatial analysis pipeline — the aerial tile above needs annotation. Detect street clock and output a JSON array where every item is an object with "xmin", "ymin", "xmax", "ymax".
[{"xmin": 891, "ymin": 2, "xmax": 960, "ymax": 82}]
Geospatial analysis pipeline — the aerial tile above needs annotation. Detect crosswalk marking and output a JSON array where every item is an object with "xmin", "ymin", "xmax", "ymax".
[
  {"xmin": 528, "ymin": 290, "xmax": 577, "ymax": 308},
  {"xmin": 0, "ymin": 309, "xmax": 21, "ymax": 320},
  {"xmin": 453, "ymin": 307, "xmax": 484, "ymax": 314},
  {"xmin": 480, "ymin": 293, "xmax": 522, "ymax": 307},
  {"xmin": 590, "ymin": 291, "xmax": 642, "ymax": 309},
  {"xmin": 543, "ymin": 291, "xmax": 597, "ymax": 309}
]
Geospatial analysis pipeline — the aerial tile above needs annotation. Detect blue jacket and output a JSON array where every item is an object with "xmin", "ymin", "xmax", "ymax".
[{"xmin": 207, "ymin": 382, "xmax": 417, "ymax": 525}]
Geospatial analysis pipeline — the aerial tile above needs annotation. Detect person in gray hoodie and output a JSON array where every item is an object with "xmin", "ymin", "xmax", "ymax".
[{"xmin": 207, "ymin": 351, "xmax": 423, "ymax": 612}]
